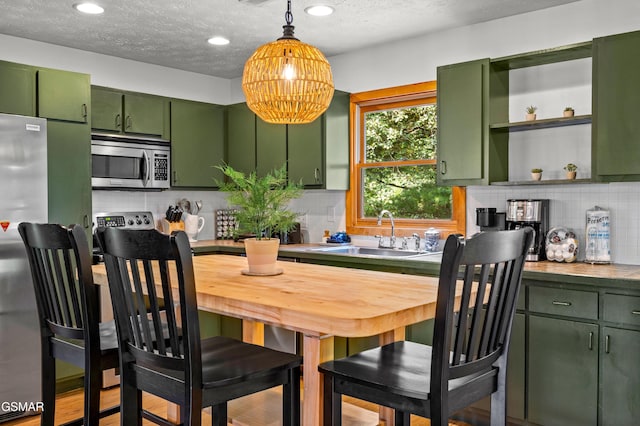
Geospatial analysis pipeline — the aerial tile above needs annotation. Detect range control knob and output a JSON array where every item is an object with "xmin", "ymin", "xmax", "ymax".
[{"xmin": 127, "ymin": 219, "xmax": 134, "ymax": 226}]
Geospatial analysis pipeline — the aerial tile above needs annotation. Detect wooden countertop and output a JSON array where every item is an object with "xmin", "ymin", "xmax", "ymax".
[{"xmin": 190, "ymin": 239, "xmax": 640, "ymax": 289}]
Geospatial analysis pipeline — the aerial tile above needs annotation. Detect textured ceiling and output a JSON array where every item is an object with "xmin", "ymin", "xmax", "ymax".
[{"xmin": 0, "ymin": 0, "xmax": 581, "ymax": 79}]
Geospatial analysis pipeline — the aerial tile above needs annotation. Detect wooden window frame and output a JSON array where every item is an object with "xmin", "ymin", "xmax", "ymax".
[{"xmin": 346, "ymin": 81, "xmax": 466, "ymax": 239}]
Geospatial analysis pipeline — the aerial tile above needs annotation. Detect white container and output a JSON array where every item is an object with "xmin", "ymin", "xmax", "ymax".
[{"xmin": 585, "ymin": 206, "xmax": 610, "ymax": 264}]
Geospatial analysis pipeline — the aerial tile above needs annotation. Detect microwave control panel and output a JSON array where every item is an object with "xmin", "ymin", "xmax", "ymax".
[{"xmin": 154, "ymin": 154, "xmax": 168, "ymax": 181}]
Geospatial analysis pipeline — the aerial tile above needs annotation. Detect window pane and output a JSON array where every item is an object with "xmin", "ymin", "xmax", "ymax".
[
  {"xmin": 362, "ymin": 165, "xmax": 452, "ymax": 220},
  {"xmin": 364, "ymin": 105, "xmax": 437, "ymax": 163}
]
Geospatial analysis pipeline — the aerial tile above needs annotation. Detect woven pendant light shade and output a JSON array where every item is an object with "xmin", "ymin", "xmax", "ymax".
[{"xmin": 242, "ymin": 2, "xmax": 334, "ymax": 124}]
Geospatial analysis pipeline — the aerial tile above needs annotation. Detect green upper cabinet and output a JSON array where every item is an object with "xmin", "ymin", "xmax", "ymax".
[
  {"xmin": 170, "ymin": 99, "xmax": 225, "ymax": 188},
  {"xmin": 225, "ymin": 91, "xmax": 349, "ymax": 188},
  {"xmin": 226, "ymin": 102, "xmax": 256, "ymax": 175},
  {"xmin": 91, "ymin": 86, "xmax": 169, "ymax": 138},
  {"xmin": 0, "ymin": 60, "xmax": 35, "ymax": 116},
  {"xmin": 593, "ymin": 30, "xmax": 640, "ymax": 181},
  {"xmin": 256, "ymin": 119, "xmax": 286, "ymax": 177},
  {"xmin": 37, "ymin": 68, "xmax": 89, "ymax": 123},
  {"xmin": 288, "ymin": 118, "xmax": 323, "ymax": 186},
  {"xmin": 436, "ymin": 58, "xmax": 496, "ymax": 185}
]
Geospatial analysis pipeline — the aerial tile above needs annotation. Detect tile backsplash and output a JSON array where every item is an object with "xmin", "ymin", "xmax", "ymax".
[
  {"xmin": 95, "ymin": 181, "xmax": 640, "ymax": 265},
  {"xmin": 467, "ymin": 182, "xmax": 640, "ymax": 265}
]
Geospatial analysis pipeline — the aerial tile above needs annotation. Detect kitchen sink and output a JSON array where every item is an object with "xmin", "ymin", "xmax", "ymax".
[{"xmin": 309, "ymin": 245, "xmax": 440, "ymax": 258}]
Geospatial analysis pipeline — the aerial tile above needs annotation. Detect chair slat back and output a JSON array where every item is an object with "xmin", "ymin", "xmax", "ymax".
[
  {"xmin": 431, "ymin": 229, "xmax": 533, "ymax": 387},
  {"xmin": 18, "ymin": 223, "xmax": 97, "ymax": 341},
  {"xmin": 96, "ymin": 228, "xmax": 199, "ymax": 373}
]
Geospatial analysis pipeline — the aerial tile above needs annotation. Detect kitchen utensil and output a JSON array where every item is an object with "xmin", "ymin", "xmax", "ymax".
[
  {"xmin": 194, "ymin": 200, "xmax": 202, "ymax": 215},
  {"xmin": 177, "ymin": 198, "xmax": 191, "ymax": 214}
]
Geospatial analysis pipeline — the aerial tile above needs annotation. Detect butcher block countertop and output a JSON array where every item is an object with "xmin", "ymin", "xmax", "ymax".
[{"xmin": 190, "ymin": 240, "xmax": 640, "ymax": 291}]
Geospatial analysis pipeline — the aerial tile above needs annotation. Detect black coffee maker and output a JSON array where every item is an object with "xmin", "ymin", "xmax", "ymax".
[{"xmin": 506, "ymin": 199, "xmax": 549, "ymax": 261}]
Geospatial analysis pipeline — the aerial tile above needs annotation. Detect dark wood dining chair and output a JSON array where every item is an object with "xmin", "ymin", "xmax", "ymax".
[
  {"xmin": 95, "ymin": 227, "xmax": 302, "ymax": 426},
  {"xmin": 18, "ymin": 222, "xmax": 120, "ymax": 426},
  {"xmin": 319, "ymin": 228, "xmax": 533, "ymax": 426}
]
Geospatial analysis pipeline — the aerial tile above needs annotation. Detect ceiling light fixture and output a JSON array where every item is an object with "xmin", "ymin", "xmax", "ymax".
[
  {"xmin": 241, "ymin": 0, "xmax": 334, "ymax": 124},
  {"xmin": 304, "ymin": 5, "xmax": 334, "ymax": 17},
  {"xmin": 73, "ymin": 2, "xmax": 104, "ymax": 14},
  {"xmin": 208, "ymin": 36, "xmax": 230, "ymax": 46}
]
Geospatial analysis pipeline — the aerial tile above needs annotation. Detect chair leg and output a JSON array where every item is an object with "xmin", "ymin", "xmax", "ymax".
[
  {"xmin": 119, "ymin": 372, "xmax": 142, "ymax": 426},
  {"xmin": 211, "ymin": 403, "xmax": 227, "ymax": 426},
  {"xmin": 490, "ymin": 367, "xmax": 508, "ymax": 426},
  {"xmin": 283, "ymin": 366, "xmax": 301, "ymax": 426},
  {"xmin": 40, "ymin": 345, "xmax": 56, "ymax": 426},
  {"xmin": 84, "ymin": 361, "xmax": 101, "ymax": 426},
  {"xmin": 394, "ymin": 410, "xmax": 411, "ymax": 425},
  {"xmin": 322, "ymin": 374, "xmax": 341, "ymax": 426}
]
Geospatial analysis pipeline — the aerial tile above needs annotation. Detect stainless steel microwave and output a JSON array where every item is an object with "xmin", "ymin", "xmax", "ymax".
[{"xmin": 91, "ymin": 134, "xmax": 170, "ymax": 190}]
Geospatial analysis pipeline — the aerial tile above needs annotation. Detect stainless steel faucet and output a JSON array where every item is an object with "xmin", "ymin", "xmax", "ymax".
[{"xmin": 376, "ymin": 210, "xmax": 396, "ymax": 248}]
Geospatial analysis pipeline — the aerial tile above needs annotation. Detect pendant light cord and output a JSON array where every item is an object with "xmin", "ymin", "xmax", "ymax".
[{"xmin": 280, "ymin": 0, "xmax": 296, "ymax": 40}]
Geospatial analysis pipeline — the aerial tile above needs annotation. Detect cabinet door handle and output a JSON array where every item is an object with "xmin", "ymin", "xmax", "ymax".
[
  {"xmin": 173, "ymin": 171, "xmax": 177, "ymax": 184},
  {"xmin": 552, "ymin": 301, "xmax": 572, "ymax": 306},
  {"xmin": 605, "ymin": 334, "xmax": 610, "ymax": 354},
  {"xmin": 440, "ymin": 160, "xmax": 447, "ymax": 175},
  {"xmin": 115, "ymin": 114, "xmax": 121, "ymax": 129},
  {"xmin": 314, "ymin": 168, "xmax": 320, "ymax": 183},
  {"xmin": 588, "ymin": 331, "xmax": 593, "ymax": 350},
  {"xmin": 125, "ymin": 115, "xmax": 132, "ymax": 130},
  {"xmin": 632, "ymin": 310, "xmax": 640, "ymax": 316},
  {"xmin": 83, "ymin": 214, "xmax": 89, "ymax": 228},
  {"xmin": 81, "ymin": 103, "xmax": 88, "ymax": 120}
]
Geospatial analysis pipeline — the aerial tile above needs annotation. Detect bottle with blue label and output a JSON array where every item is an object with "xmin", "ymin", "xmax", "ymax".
[{"xmin": 585, "ymin": 206, "xmax": 610, "ymax": 264}]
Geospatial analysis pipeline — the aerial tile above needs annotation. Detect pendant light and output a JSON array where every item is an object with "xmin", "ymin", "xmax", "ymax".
[{"xmin": 242, "ymin": 0, "xmax": 334, "ymax": 124}]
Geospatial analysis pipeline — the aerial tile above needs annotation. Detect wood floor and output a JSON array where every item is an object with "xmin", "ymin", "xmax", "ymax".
[{"xmin": 3, "ymin": 385, "xmax": 471, "ymax": 426}]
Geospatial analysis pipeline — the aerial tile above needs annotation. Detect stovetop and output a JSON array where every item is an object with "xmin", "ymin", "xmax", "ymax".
[{"xmin": 93, "ymin": 211, "xmax": 155, "ymax": 230}]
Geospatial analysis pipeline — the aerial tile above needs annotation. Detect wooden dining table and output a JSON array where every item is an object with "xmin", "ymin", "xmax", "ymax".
[{"xmin": 93, "ymin": 254, "xmax": 444, "ymax": 425}]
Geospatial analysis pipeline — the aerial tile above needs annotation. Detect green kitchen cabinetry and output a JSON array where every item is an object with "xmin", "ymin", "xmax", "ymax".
[
  {"xmin": 287, "ymin": 118, "xmax": 323, "ymax": 185},
  {"xmin": 592, "ymin": 30, "xmax": 640, "ymax": 181},
  {"xmin": 226, "ymin": 102, "xmax": 256, "ymax": 175},
  {"xmin": 91, "ymin": 86, "xmax": 169, "ymax": 138},
  {"xmin": 528, "ymin": 315, "xmax": 598, "ymax": 426},
  {"xmin": 256, "ymin": 119, "xmax": 287, "ymax": 177},
  {"xmin": 226, "ymin": 91, "xmax": 349, "ymax": 189},
  {"xmin": 0, "ymin": 60, "xmax": 35, "ymax": 116},
  {"xmin": 527, "ymin": 286, "xmax": 599, "ymax": 426},
  {"xmin": 37, "ymin": 68, "xmax": 89, "ymax": 123},
  {"xmin": 436, "ymin": 58, "xmax": 503, "ymax": 186},
  {"xmin": 170, "ymin": 99, "xmax": 225, "ymax": 187}
]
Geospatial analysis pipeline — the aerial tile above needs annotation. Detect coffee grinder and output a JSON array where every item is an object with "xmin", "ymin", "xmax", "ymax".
[
  {"xmin": 476, "ymin": 207, "xmax": 506, "ymax": 232},
  {"xmin": 506, "ymin": 199, "xmax": 549, "ymax": 261}
]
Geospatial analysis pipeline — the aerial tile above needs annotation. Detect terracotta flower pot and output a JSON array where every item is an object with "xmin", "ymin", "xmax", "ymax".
[
  {"xmin": 526, "ymin": 113, "xmax": 537, "ymax": 121},
  {"xmin": 243, "ymin": 238, "xmax": 281, "ymax": 275},
  {"xmin": 531, "ymin": 172, "xmax": 542, "ymax": 181},
  {"xmin": 566, "ymin": 171, "xmax": 577, "ymax": 180},
  {"xmin": 563, "ymin": 110, "xmax": 575, "ymax": 117}
]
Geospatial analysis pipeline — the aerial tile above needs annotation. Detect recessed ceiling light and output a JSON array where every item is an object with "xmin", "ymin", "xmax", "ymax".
[
  {"xmin": 304, "ymin": 5, "xmax": 334, "ymax": 17},
  {"xmin": 208, "ymin": 36, "xmax": 230, "ymax": 46},
  {"xmin": 73, "ymin": 2, "xmax": 104, "ymax": 14}
]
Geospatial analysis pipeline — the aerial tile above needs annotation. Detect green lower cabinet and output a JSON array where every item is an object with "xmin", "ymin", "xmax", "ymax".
[
  {"xmin": 47, "ymin": 120, "xmax": 92, "ymax": 241},
  {"xmin": 600, "ymin": 327, "xmax": 640, "ymax": 426},
  {"xmin": 0, "ymin": 60, "xmax": 35, "ymax": 116},
  {"xmin": 171, "ymin": 99, "xmax": 225, "ymax": 187},
  {"xmin": 528, "ymin": 315, "xmax": 598, "ymax": 426}
]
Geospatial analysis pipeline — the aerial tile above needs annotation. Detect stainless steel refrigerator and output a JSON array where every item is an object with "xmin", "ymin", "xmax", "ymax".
[{"xmin": 0, "ymin": 113, "xmax": 47, "ymax": 422}]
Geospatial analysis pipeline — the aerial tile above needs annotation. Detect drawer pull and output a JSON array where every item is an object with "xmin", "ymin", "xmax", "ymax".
[
  {"xmin": 605, "ymin": 335, "xmax": 610, "ymax": 354},
  {"xmin": 632, "ymin": 311, "xmax": 640, "ymax": 316},
  {"xmin": 552, "ymin": 301, "xmax": 572, "ymax": 307},
  {"xmin": 588, "ymin": 332, "xmax": 594, "ymax": 350}
]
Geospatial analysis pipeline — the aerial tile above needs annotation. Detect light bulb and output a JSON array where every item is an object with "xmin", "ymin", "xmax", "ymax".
[{"xmin": 283, "ymin": 63, "xmax": 296, "ymax": 80}]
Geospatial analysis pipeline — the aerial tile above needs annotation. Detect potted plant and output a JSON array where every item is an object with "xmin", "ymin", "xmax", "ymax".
[
  {"xmin": 564, "ymin": 163, "xmax": 578, "ymax": 179},
  {"xmin": 526, "ymin": 105, "xmax": 537, "ymax": 121},
  {"xmin": 217, "ymin": 163, "xmax": 302, "ymax": 275},
  {"xmin": 563, "ymin": 107, "xmax": 575, "ymax": 118},
  {"xmin": 531, "ymin": 168, "xmax": 543, "ymax": 181}
]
